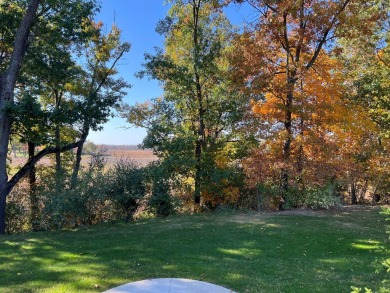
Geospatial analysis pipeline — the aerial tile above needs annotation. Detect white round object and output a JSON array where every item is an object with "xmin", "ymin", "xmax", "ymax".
[{"xmin": 103, "ymin": 278, "xmax": 235, "ymax": 293}]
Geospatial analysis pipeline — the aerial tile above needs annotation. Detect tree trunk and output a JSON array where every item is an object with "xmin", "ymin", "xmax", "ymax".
[
  {"xmin": 0, "ymin": 0, "xmax": 41, "ymax": 234},
  {"xmin": 71, "ymin": 129, "xmax": 89, "ymax": 188},
  {"xmin": 28, "ymin": 142, "xmax": 39, "ymax": 230},
  {"xmin": 55, "ymin": 124, "xmax": 62, "ymax": 191},
  {"xmin": 194, "ymin": 75, "xmax": 205, "ymax": 206},
  {"xmin": 53, "ymin": 89, "xmax": 63, "ymax": 190},
  {"xmin": 191, "ymin": 0, "xmax": 205, "ymax": 208},
  {"xmin": 194, "ymin": 143, "xmax": 202, "ymax": 205},
  {"xmin": 0, "ymin": 184, "xmax": 7, "ymax": 234},
  {"xmin": 55, "ymin": 126, "xmax": 61, "ymax": 172},
  {"xmin": 0, "ymin": 77, "xmax": 11, "ymax": 234},
  {"xmin": 358, "ymin": 179, "xmax": 368, "ymax": 203},
  {"xmin": 351, "ymin": 181, "xmax": 357, "ymax": 204},
  {"xmin": 280, "ymin": 80, "xmax": 295, "ymax": 209}
]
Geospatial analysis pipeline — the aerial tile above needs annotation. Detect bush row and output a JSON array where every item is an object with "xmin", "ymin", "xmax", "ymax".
[
  {"xmin": 6, "ymin": 159, "xmax": 176, "ymax": 233},
  {"xmin": 6, "ymin": 158, "xmax": 359, "ymax": 234}
]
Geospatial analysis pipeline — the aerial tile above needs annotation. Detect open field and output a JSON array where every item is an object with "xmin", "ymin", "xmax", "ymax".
[
  {"xmin": 98, "ymin": 149, "xmax": 156, "ymax": 167},
  {"xmin": 9, "ymin": 149, "xmax": 157, "ymax": 172},
  {"xmin": 0, "ymin": 206, "xmax": 388, "ymax": 293}
]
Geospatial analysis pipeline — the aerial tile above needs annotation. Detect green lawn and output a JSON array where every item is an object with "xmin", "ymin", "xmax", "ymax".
[{"xmin": 0, "ymin": 206, "xmax": 388, "ymax": 293}]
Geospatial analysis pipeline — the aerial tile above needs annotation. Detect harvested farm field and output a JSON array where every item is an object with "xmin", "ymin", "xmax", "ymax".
[
  {"xmin": 95, "ymin": 149, "xmax": 156, "ymax": 167},
  {"xmin": 8, "ymin": 148, "xmax": 157, "ymax": 173}
]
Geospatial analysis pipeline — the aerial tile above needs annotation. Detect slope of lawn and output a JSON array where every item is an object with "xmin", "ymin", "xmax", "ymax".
[{"xmin": 0, "ymin": 206, "xmax": 388, "ymax": 293}]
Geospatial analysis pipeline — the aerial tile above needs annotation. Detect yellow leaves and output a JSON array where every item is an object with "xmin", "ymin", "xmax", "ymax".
[
  {"xmin": 215, "ymin": 153, "xmax": 228, "ymax": 168},
  {"xmin": 201, "ymin": 185, "xmax": 240, "ymax": 207},
  {"xmin": 252, "ymin": 92, "xmax": 284, "ymax": 123}
]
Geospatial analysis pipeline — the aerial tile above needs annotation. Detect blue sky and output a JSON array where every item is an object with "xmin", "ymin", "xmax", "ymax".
[{"xmin": 88, "ymin": 1, "xmax": 250, "ymax": 145}]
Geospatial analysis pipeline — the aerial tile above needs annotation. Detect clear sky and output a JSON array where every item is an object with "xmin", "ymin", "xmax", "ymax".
[{"xmin": 88, "ymin": 1, "xmax": 250, "ymax": 145}]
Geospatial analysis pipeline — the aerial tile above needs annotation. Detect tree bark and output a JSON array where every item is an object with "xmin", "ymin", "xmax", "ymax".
[
  {"xmin": 358, "ymin": 179, "xmax": 368, "ymax": 203},
  {"xmin": 0, "ymin": 76, "xmax": 10, "ymax": 234},
  {"xmin": 194, "ymin": 75, "xmax": 205, "ymax": 206},
  {"xmin": 280, "ymin": 74, "xmax": 296, "ymax": 208},
  {"xmin": 194, "ymin": 142, "xmax": 202, "ymax": 205},
  {"xmin": 55, "ymin": 129, "xmax": 61, "ymax": 171},
  {"xmin": 71, "ymin": 129, "xmax": 89, "ymax": 188},
  {"xmin": 297, "ymin": 118, "xmax": 305, "ymax": 189},
  {"xmin": 351, "ymin": 181, "xmax": 357, "ymax": 204},
  {"xmin": 0, "ymin": 185, "xmax": 7, "ymax": 234},
  {"xmin": 54, "ymin": 90, "xmax": 62, "ymax": 185},
  {"xmin": 54, "ymin": 124, "xmax": 62, "ymax": 191},
  {"xmin": 28, "ymin": 142, "xmax": 39, "ymax": 230},
  {"xmin": 0, "ymin": 0, "xmax": 40, "ymax": 234},
  {"xmin": 192, "ymin": 0, "xmax": 204, "ymax": 207}
]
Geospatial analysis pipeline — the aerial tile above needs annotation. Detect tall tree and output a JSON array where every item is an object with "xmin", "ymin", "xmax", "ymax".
[
  {"xmin": 339, "ymin": 2, "xmax": 389, "ymax": 137},
  {"xmin": 0, "ymin": 0, "xmax": 41, "ymax": 234},
  {"xmin": 123, "ymin": 0, "xmax": 251, "ymax": 207},
  {"xmin": 70, "ymin": 22, "xmax": 130, "ymax": 186},
  {"xmin": 338, "ymin": 2, "xmax": 390, "ymax": 199},
  {"xmin": 0, "ymin": 0, "xmax": 98, "ymax": 234},
  {"xmin": 228, "ymin": 0, "xmax": 383, "ymax": 205}
]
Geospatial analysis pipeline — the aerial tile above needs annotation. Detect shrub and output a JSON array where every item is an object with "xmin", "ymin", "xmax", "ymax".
[
  {"xmin": 36, "ymin": 158, "xmax": 113, "ymax": 230},
  {"xmin": 256, "ymin": 184, "xmax": 283, "ymax": 211},
  {"xmin": 6, "ymin": 183, "xmax": 30, "ymax": 234},
  {"xmin": 202, "ymin": 164, "xmax": 246, "ymax": 210},
  {"xmin": 304, "ymin": 184, "xmax": 341, "ymax": 209},
  {"xmin": 5, "ymin": 158, "xmax": 152, "ymax": 232},
  {"xmin": 145, "ymin": 162, "xmax": 177, "ymax": 217},
  {"xmin": 40, "ymin": 186, "xmax": 89, "ymax": 230},
  {"xmin": 106, "ymin": 160, "xmax": 146, "ymax": 222},
  {"xmin": 148, "ymin": 179, "xmax": 175, "ymax": 217},
  {"xmin": 284, "ymin": 186, "xmax": 306, "ymax": 209}
]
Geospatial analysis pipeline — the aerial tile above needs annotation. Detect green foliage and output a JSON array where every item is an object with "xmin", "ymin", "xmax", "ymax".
[
  {"xmin": 255, "ymin": 184, "xmax": 283, "ymax": 211},
  {"xmin": 5, "ymin": 182, "xmax": 30, "ymax": 234},
  {"xmin": 9, "ymin": 93, "xmax": 50, "ymax": 145},
  {"xmin": 106, "ymin": 160, "xmax": 146, "ymax": 222},
  {"xmin": 144, "ymin": 162, "xmax": 178, "ymax": 217},
  {"xmin": 201, "ymin": 162, "xmax": 247, "ymax": 209},
  {"xmin": 351, "ymin": 287, "xmax": 374, "ymax": 293},
  {"xmin": 5, "ymin": 158, "xmax": 158, "ymax": 232},
  {"xmin": 339, "ymin": 6, "xmax": 390, "ymax": 139},
  {"xmin": 72, "ymin": 22, "xmax": 131, "ymax": 133},
  {"xmin": 122, "ymin": 0, "xmax": 251, "ymax": 207},
  {"xmin": 304, "ymin": 184, "xmax": 341, "ymax": 210},
  {"xmin": 40, "ymin": 181, "xmax": 90, "ymax": 230},
  {"xmin": 254, "ymin": 183, "xmax": 342, "ymax": 211},
  {"xmin": 284, "ymin": 187, "xmax": 306, "ymax": 209},
  {"xmin": 38, "ymin": 166, "xmax": 109, "ymax": 230},
  {"xmin": 149, "ymin": 179, "xmax": 175, "ymax": 217}
]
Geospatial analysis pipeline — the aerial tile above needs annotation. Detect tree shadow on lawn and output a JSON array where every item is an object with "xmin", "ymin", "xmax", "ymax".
[{"xmin": 0, "ymin": 208, "xmax": 387, "ymax": 293}]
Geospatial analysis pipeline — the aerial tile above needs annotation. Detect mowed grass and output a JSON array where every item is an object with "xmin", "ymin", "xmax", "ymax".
[{"xmin": 0, "ymin": 206, "xmax": 388, "ymax": 293}]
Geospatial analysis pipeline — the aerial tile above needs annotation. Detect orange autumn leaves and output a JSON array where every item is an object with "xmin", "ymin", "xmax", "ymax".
[
  {"xmin": 226, "ymin": 0, "xmax": 389, "ymax": 191},
  {"xmin": 245, "ymin": 50, "xmax": 381, "ymax": 186}
]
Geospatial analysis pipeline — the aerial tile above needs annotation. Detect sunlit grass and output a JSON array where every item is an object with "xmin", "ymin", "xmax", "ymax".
[{"xmin": 0, "ymin": 206, "xmax": 388, "ymax": 293}]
